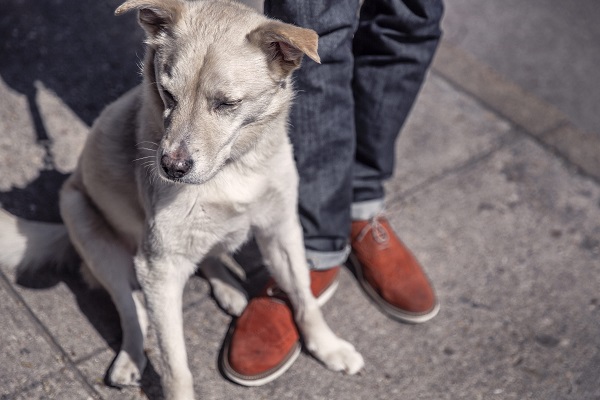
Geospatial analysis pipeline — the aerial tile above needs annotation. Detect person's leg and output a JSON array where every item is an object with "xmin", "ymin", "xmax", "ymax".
[
  {"xmin": 266, "ymin": 0, "xmax": 360, "ymax": 270},
  {"xmin": 222, "ymin": 0, "xmax": 360, "ymax": 385},
  {"xmin": 349, "ymin": 0, "xmax": 444, "ymax": 323},
  {"xmin": 352, "ymin": 0, "xmax": 444, "ymax": 213}
]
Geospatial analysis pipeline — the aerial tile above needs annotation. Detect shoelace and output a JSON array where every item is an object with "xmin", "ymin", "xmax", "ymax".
[{"xmin": 356, "ymin": 215, "xmax": 389, "ymax": 245}]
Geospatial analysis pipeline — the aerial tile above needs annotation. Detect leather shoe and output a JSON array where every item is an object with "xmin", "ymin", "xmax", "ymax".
[
  {"xmin": 349, "ymin": 217, "xmax": 439, "ymax": 323},
  {"xmin": 221, "ymin": 267, "xmax": 340, "ymax": 386}
]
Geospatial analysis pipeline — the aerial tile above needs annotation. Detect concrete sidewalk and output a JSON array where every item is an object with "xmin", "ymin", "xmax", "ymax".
[{"xmin": 1, "ymin": 1, "xmax": 599, "ymax": 399}]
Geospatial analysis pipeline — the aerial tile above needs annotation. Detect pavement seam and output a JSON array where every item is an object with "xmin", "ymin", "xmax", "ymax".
[
  {"xmin": 389, "ymin": 131, "xmax": 519, "ymax": 204},
  {"xmin": 432, "ymin": 39, "xmax": 600, "ymax": 184},
  {"xmin": 72, "ymin": 345, "xmax": 116, "ymax": 366},
  {"xmin": 0, "ymin": 270, "xmax": 103, "ymax": 400},
  {"xmin": 1, "ymin": 366, "xmax": 89, "ymax": 400}
]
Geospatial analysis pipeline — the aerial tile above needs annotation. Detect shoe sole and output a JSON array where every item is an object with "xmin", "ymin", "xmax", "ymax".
[
  {"xmin": 220, "ymin": 276, "xmax": 339, "ymax": 387},
  {"xmin": 348, "ymin": 253, "xmax": 440, "ymax": 324},
  {"xmin": 316, "ymin": 277, "xmax": 339, "ymax": 307}
]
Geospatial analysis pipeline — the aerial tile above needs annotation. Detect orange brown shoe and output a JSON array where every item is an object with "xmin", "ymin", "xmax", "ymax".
[
  {"xmin": 349, "ymin": 217, "xmax": 439, "ymax": 324},
  {"xmin": 220, "ymin": 267, "xmax": 340, "ymax": 386}
]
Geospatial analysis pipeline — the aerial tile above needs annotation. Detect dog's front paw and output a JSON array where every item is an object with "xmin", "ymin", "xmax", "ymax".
[
  {"xmin": 106, "ymin": 350, "xmax": 147, "ymax": 388},
  {"xmin": 211, "ymin": 280, "xmax": 248, "ymax": 316},
  {"xmin": 308, "ymin": 337, "xmax": 364, "ymax": 375}
]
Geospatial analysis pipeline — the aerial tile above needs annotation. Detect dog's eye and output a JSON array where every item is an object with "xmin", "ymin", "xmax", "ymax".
[
  {"xmin": 161, "ymin": 89, "xmax": 176, "ymax": 109},
  {"xmin": 214, "ymin": 99, "xmax": 241, "ymax": 112}
]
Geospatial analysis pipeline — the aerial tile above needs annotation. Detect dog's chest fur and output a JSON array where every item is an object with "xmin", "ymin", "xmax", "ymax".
[{"xmin": 146, "ymin": 155, "xmax": 285, "ymax": 261}]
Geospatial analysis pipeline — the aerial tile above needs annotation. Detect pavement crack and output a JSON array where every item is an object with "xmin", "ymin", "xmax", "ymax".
[{"xmin": 0, "ymin": 270, "xmax": 103, "ymax": 399}]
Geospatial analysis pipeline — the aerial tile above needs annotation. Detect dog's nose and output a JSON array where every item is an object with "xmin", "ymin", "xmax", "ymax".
[{"xmin": 161, "ymin": 153, "xmax": 193, "ymax": 179}]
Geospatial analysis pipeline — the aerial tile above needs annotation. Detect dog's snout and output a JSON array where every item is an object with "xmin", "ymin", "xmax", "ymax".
[{"xmin": 161, "ymin": 153, "xmax": 193, "ymax": 179}]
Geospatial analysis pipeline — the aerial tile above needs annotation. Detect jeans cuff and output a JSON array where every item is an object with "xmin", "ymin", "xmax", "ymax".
[
  {"xmin": 306, "ymin": 245, "xmax": 351, "ymax": 271},
  {"xmin": 351, "ymin": 198, "xmax": 384, "ymax": 221}
]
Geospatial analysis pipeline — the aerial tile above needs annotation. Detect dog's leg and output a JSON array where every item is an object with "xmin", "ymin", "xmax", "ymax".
[
  {"xmin": 199, "ymin": 256, "xmax": 248, "ymax": 316},
  {"xmin": 134, "ymin": 251, "xmax": 197, "ymax": 400},
  {"xmin": 254, "ymin": 216, "xmax": 365, "ymax": 375},
  {"xmin": 60, "ymin": 177, "xmax": 148, "ymax": 387}
]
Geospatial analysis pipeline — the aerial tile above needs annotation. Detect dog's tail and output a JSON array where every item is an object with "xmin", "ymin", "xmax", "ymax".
[{"xmin": 0, "ymin": 208, "xmax": 78, "ymax": 275}]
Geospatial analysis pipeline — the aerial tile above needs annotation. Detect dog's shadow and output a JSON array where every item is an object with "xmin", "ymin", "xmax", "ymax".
[{"xmin": 0, "ymin": 0, "xmax": 144, "ymax": 222}]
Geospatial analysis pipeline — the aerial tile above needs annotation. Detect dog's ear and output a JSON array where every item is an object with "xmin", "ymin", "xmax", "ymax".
[
  {"xmin": 115, "ymin": 0, "xmax": 182, "ymax": 37},
  {"xmin": 248, "ymin": 21, "xmax": 321, "ymax": 76}
]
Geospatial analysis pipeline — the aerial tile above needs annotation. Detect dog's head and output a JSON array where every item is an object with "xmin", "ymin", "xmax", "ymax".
[{"xmin": 116, "ymin": 0, "xmax": 320, "ymax": 184}]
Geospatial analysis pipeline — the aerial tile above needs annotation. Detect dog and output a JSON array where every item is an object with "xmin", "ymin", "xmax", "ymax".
[{"xmin": 0, "ymin": 0, "xmax": 364, "ymax": 398}]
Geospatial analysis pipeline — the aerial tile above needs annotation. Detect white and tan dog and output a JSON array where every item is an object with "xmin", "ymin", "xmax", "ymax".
[{"xmin": 0, "ymin": 0, "xmax": 363, "ymax": 398}]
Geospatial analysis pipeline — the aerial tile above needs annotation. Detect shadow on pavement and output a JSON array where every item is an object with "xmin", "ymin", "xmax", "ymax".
[
  {"xmin": 0, "ymin": 0, "xmax": 144, "ymax": 222},
  {"xmin": 17, "ymin": 267, "xmax": 165, "ymax": 399}
]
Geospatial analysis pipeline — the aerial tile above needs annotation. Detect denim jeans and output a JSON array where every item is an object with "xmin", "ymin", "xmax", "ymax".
[{"xmin": 263, "ymin": 0, "xmax": 444, "ymax": 269}]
